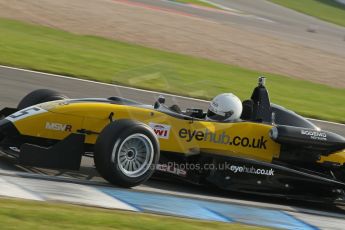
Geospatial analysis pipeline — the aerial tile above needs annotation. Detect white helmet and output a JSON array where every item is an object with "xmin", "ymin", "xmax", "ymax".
[{"xmin": 206, "ymin": 93, "xmax": 242, "ymax": 122}]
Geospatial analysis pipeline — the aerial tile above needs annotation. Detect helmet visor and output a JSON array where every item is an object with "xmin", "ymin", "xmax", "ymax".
[{"xmin": 207, "ymin": 109, "xmax": 234, "ymax": 121}]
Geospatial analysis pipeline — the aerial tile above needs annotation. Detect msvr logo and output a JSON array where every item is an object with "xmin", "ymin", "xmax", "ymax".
[{"xmin": 45, "ymin": 122, "xmax": 72, "ymax": 132}]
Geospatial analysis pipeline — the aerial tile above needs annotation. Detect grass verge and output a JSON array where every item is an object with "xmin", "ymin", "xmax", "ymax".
[
  {"xmin": 0, "ymin": 18, "xmax": 344, "ymax": 122},
  {"xmin": 0, "ymin": 198, "xmax": 267, "ymax": 230},
  {"xmin": 269, "ymin": 0, "xmax": 345, "ymax": 27}
]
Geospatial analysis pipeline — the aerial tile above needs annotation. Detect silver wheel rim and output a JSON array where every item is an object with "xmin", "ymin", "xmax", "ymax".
[{"xmin": 115, "ymin": 133, "xmax": 154, "ymax": 178}]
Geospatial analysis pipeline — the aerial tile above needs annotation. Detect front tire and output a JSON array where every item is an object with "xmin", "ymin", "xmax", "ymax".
[
  {"xmin": 17, "ymin": 89, "xmax": 68, "ymax": 110},
  {"xmin": 94, "ymin": 119, "xmax": 160, "ymax": 187}
]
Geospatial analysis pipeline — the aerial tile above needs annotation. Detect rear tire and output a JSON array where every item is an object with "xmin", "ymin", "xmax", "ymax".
[
  {"xmin": 17, "ymin": 89, "xmax": 68, "ymax": 110},
  {"xmin": 94, "ymin": 119, "xmax": 160, "ymax": 187}
]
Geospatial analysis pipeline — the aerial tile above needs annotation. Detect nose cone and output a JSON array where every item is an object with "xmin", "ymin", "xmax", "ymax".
[
  {"xmin": 5, "ymin": 106, "xmax": 48, "ymax": 123},
  {"xmin": 0, "ymin": 118, "xmax": 20, "ymax": 138}
]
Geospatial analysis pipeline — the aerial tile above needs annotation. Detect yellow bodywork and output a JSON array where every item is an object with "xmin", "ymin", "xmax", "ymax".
[
  {"xmin": 319, "ymin": 150, "xmax": 345, "ymax": 165},
  {"xmin": 9, "ymin": 100, "xmax": 345, "ymax": 164}
]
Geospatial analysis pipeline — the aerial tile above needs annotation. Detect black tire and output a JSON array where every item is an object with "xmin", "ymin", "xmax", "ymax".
[
  {"xmin": 17, "ymin": 89, "xmax": 68, "ymax": 110},
  {"xmin": 94, "ymin": 119, "xmax": 160, "ymax": 187},
  {"xmin": 0, "ymin": 133, "xmax": 4, "ymax": 143}
]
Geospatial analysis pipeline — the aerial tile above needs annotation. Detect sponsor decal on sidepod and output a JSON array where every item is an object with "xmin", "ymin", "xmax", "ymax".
[
  {"xmin": 178, "ymin": 128, "xmax": 267, "ymax": 149},
  {"xmin": 301, "ymin": 130, "xmax": 327, "ymax": 141},
  {"xmin": 230, "ymin": 165, "xmax": 274, "ymax": 176},
  {"xmin": 149, "ymin": 123, "xmax": 171, "ymax": 139},
  {"xmin": 156, "ymin": 163, "xmax": 187, "ymax": 176}
]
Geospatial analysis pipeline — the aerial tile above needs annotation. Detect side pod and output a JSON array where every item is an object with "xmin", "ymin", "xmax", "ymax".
[
  {"xmin": 270, "ymin": 125, "xmax": 345, "ymax": 152},
  {"xmin": 19, "ymin": 133, "xmax": 85, "ymax": 170}
]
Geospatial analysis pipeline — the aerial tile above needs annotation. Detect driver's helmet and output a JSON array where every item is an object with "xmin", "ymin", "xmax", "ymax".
[{"xmin": 206, "ymin": 93, "xmax": 242, "ymax": 122}]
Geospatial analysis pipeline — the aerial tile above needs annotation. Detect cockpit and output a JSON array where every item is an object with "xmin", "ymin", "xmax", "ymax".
[
  {"xmin": 154, "ymin": 77, "xmax": 272, "ymax": 123},
  {"xmin": 152, "ymin": 77, "xmax": 318, "ymax": 129}
]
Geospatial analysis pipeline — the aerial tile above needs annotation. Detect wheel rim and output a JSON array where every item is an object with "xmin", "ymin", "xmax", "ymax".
[{"xmin": 115, "ymin": 133, "xmax": 154, "ymax": 178}]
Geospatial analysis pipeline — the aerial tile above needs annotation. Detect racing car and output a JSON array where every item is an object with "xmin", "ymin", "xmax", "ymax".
[{"xmin": 0, "ymin": 77, "xmax": 344, "ymax": 203}]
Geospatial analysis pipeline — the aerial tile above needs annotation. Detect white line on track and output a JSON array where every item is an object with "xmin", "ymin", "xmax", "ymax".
[
  {"xmin": 113, "ymin": 0, "xmax": 219, "ymax": 24},
  {"xmin": 161, "ymin": 0, "xmax": 275, "ymax": 23},
  {"xmin": 194, "ymin": 0, "xmax": 243, "ymax": 13},
  {"xmin": 161, "ymin": 0, "xmax": 242, "ymax": 14},
  {"xmin": 308, "ymin": 118, "xmax": 345, "ymax": 127},
  {"xmin": 0, "ymin": 64, "xmax": 343, "ymax": 127},
  {"xmin": 0, "ymin": 65, "xmax": 208, "ymax": 102}
]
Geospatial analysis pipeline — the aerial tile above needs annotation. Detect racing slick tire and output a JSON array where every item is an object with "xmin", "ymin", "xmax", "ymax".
[
  {"xmin": 94, "ymin": 119, "xmax": 160, "ymax": 187},
  {"xmin": 17, "ymin": 89, "xmax": 68, "ymax": 110}
]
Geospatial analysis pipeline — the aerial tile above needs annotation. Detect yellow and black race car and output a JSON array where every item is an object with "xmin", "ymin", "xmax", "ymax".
[{"xmin": 0, "ymin": 78, "xmax": 344, "ymax": 203}]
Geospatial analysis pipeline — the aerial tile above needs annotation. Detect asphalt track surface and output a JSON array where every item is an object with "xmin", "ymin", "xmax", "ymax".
[
  {"xmin": 0, "ymin": 66, "xmax": 345, "ymax": 224},
  {"xmin": 1, "ymin": 66, "xmax": 344, "ymax": 134},
  {"xmin": 131, "ymin": 0, "xmax": 345, "ymax": 58}
]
